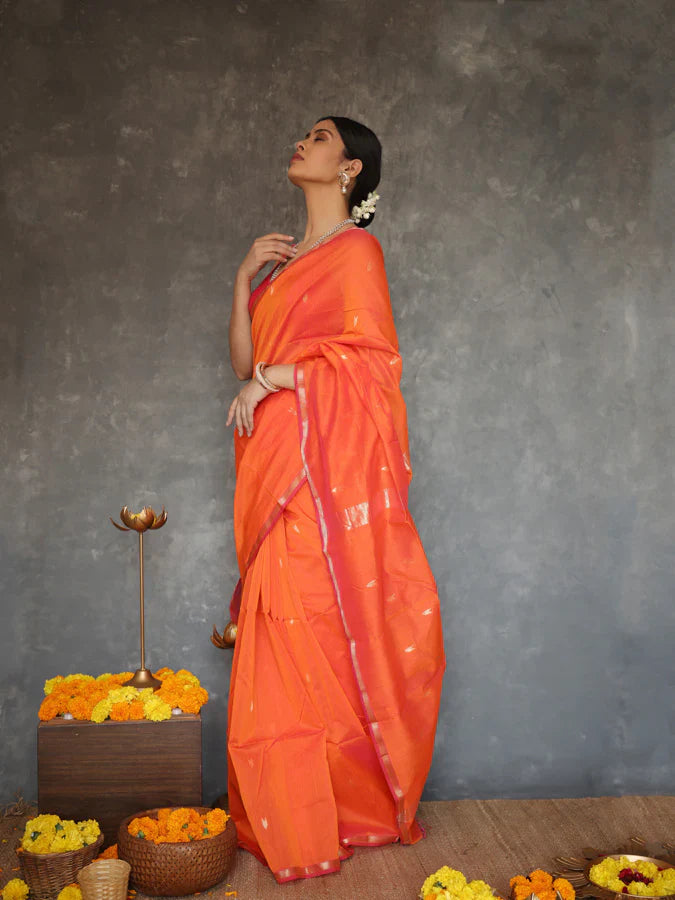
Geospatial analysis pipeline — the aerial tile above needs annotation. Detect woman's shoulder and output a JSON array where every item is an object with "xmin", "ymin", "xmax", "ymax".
[{"xmin": 343, "ymin": 227, "xmax": 384, "ymax": 260}]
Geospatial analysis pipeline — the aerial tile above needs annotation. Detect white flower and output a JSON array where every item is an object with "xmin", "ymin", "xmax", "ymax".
[{"xmin": 351, "ymin": 190, "xmax": 380, "ymax": 221}]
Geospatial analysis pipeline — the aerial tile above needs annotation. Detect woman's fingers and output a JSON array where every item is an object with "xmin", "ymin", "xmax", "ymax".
[
  {"xmin": 258, "ymin": 233, "xmax": 295, "ymax": 242},
  {"xmin": 225, "ymin": 397, "xmax": 237, "ymax": 427},
  {"xmin": 235, "ymin": 402, "xmax": 245, "ymax": 437}
]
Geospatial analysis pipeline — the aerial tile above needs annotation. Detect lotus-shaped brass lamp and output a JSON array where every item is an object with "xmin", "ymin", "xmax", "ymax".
[{"xmin": 110, "ymin": 505, "xmax": 168, "ymax": 690}]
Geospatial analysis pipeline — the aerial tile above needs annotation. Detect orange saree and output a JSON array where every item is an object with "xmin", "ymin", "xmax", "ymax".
[{"xmin": 226, "ymin": 228, "xmax": 446, "ymax": 883}]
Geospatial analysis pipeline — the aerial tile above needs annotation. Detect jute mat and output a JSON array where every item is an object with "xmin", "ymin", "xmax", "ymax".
[{"xmin": 3, "ymin": 797, "xmax": 674, "ymax": 899}]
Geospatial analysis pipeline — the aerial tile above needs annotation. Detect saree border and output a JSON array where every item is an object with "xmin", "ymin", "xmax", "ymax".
[
  {"xmin": 230, "ymin": 467, "xmax": 307, "ymax": 622},
  {"xmin": 243, "ymin": 467, "xmax": 307, "ymax": 572},
  {"xmin": 294, "ymin": 362, "xmax": 416, "ymax": 844}
]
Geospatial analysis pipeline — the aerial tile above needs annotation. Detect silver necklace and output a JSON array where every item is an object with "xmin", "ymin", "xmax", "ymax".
[{"xmin": 269, "ymin": 217, "xmax": 356, "ymax": 282}]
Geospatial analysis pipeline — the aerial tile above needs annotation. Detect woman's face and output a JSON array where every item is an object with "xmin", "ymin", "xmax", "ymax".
[{"xmin": 288, "ymin": 119, "xmax": 362, "ymax": 188}]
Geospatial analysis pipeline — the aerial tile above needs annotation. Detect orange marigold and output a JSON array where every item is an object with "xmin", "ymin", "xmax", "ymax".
[
  {"xmin": 128, "ymin": 817, "xmax": 159, "ymax": 841},
  {"xmin": 109, "ymin": 702, "xmax": 131, "ymax": 722},
  {"xmin": 127, "ymin": 700, "xmax": 145, "ymax": 720},
  {"xmin": 67, "ymin": 697, "xmax": 94, "ymax": 720},
  {"xmin": 513, "ymin": 885, "xmax": 537, "ymax": 900},
  {"xmin": 553, "ymin": 878, "xmax": 575, "ymax": 900},
  {"xmin": 97, "ymin": 844, "xmax": 118, "ymax": 860},
  {"xmin": 39, "ymin": 696, "xmax": 65, "ymax": 721},
  {"xmin": 205, "ymin": 809, "xmax": 228, "ymax": 835}
]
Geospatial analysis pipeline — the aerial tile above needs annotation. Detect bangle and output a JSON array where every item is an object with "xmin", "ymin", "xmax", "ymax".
[
  {"xmin": 255, "ymin": 361, "xmax": 281, "ymax": 392},
  {"xmin": 262, "ymin": 363, "xmax": 282, "ymax": 391}
]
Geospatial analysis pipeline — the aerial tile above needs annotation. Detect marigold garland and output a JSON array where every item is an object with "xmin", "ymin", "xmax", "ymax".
[
  {"xmin": 20, "ymin": 814, "xmax": 101, "ymax": 854},
  {"xmin": 510, "ymin": 870, "xmax": 576, "ymax": 900},
  {"xmin": 420, "ymin": 865, "xmax": 498, "ymax": 900},
  {"xmin": 589, "ymin": 857, "xmax": 675, "ymax": 896},
  {"xmin": 38, "ymin": 669, "xmax": 208, "ymax": 723},
  {"xmin": 128, "ymin": 807, "xmax": 229, "ymax": 844}
]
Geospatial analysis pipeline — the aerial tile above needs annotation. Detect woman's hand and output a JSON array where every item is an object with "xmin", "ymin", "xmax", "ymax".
[
  {"xmin": 237, "ymin": 232, "xmax": 297, "ymax": 282},
  {"xmin": 226, "ymin": 378, "xmax": 271, "ymax": 437}
]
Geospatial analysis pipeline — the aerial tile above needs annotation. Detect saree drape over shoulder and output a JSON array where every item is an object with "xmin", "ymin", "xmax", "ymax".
[{"xmin": 226, "ymin": 228, "xmax": 446, "ymax": 883}]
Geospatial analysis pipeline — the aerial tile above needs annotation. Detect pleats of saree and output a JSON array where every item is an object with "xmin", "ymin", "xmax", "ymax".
[{"xmin": 226, "ymin": 478, "xmax": 404, "ymax": 883}]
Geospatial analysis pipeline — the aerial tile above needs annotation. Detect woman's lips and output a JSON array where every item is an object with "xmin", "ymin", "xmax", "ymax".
[{"xmin": 290, "ymin": 153, "xmax": 303, "ymax": 162}]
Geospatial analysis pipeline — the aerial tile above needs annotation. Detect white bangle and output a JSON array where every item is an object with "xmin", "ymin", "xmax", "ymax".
[{"xmin": 255, "ymin": 361, "xmax": 280, "ymax": 392}]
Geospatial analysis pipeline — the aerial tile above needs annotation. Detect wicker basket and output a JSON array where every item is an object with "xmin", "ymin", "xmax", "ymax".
[
  {"xmin": 117, "ymin": 807, "xmax": 237, "ymax": 896},
  {"xmin": 17, "ymin": 834, "xmax": 104, "ymax": 900},
  {"xmin": 77, "ymin": 859, "xmax": 131, "ymax": 900}
]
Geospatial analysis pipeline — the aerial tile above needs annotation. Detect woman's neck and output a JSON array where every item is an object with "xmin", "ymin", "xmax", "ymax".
[{"xmin": 300, "ymin": 183, "xmax": 353, "ymax": 245}]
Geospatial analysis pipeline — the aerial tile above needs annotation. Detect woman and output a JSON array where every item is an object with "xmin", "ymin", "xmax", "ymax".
[{"xmin": 221, "ymin": 115, "xmax": 446, "ymax": 883}]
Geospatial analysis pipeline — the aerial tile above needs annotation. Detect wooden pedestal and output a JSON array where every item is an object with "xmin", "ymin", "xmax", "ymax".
[{"xmin": 38, "ymin": 715, "xmax": 202, "ymax": 847}]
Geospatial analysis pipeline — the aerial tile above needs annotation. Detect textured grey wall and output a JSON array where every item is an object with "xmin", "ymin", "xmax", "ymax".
[{"xmin": 1, "ymin": 0, "xmax": 674, "ymax": 808}]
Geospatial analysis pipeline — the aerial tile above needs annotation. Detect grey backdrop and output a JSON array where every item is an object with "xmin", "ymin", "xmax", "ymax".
[{"xmin": 1, "ymin": 0, "xmax": 674, "ymax": 808}]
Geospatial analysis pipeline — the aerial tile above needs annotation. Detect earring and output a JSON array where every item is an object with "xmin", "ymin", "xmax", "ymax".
[{"xmin": 337, "ymin": 171, "xmax": 350, "ymax": 194}]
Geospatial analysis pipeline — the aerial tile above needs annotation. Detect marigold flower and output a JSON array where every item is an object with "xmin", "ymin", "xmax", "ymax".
[
  {"xmin": 2, "ymin": 879, "xmax": 30, "ymax": 900},
  {"xmin": 128, "ymin": 818, "xmax": 159, "ymax": 841},
  {"xmin": 44, "ymin": 676, "xmax": 65, "ymax": 695},
  {"xmin": 91, "ymin": 699, "xmax": 112, "ymax": 723},
  {"xmin": 420, "ymin": 866, "xmax": 495, "ymax": 900},
  {"xmin": 109, "ymin": 702, "xmax": 131, "ymax": 722},
  {"xmin": 128, "ymin": 699, "xmax": 145, "ymax": 719},
  {"xmin": 97, "ymin": 844, "xmax": 118, "ymax": 860},
  {"xmin": 57, "ymin": 887, "xmax": 82, "ymax": 900},
  {"xmin": 553, "ymin": 878, "xmax": 575, "ymax": 900}
]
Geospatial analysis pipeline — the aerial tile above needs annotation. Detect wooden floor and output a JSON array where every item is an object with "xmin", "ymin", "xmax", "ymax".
[{"xmin": 3, "ymin": 796, "xmax": 674, "ymax": 899}]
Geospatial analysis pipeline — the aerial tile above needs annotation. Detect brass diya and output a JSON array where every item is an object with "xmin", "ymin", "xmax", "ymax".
[
  {"xmin": 553, "ymin": 838, "xmax": 675, "ymax": 900},
  {"xmin": 110, "ymin": 505, "xmax": 168, "ymax": 689}
]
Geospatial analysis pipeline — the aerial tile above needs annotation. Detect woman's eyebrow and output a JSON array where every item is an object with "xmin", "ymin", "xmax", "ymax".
[{"xmin": 304, "ymin": 128, "xmax": 333, "ymax": 138}]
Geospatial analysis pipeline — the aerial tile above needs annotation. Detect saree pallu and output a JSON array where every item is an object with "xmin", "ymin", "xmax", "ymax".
[{"xmin": 227, "ymin": 228, "xmax": 446, "ymax": 882}]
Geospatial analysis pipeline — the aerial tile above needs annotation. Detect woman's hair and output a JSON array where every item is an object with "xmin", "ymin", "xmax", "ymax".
[{"xmin": 315, "ymin": 115, "xmax": 382, "ymax": 229}]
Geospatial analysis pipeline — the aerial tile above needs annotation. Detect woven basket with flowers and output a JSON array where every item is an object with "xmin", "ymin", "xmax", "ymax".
[
  {"xmin": 117, "ymin": 806, "xmax": 236, "ymax": 896},
  {"xmin": 16, "ymin": 815, "xmax": 104, "ymax": 900}
]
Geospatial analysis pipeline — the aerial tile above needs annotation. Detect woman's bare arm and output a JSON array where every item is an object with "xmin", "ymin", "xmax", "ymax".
[
  {"xmin": 229, "ymin": 272, "xmax": 254, "ymax": 380},
  {"xmin": 228, "ymin": 233, "xmax": 297, "ymax": 380}
]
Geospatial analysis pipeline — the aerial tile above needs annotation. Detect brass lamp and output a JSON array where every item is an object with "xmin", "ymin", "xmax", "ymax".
[{"xmin": 110, "ymin": 505, "xmax": 168, "ymax": 690}]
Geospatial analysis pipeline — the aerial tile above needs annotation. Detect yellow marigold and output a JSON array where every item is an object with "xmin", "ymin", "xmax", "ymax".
[
  {"xmin": 420, "ymin": 866, "xmax": 468, "ymax": 898},
  {"xmin": 48, "ymin": 820, "xmax": 84, "ymax": 852},
  {"xmin": 57, "ymin": 887, "xmax": 82, "ymax": 900},
  {"xmin": 44, "ymin": 676, "xmax": 65, "ymax": 695},
  {"xmin": 143, "ymin": 695, "xmax": 172, "ymax": 722},
  {"xmin": 108, "ymin": 687, "xmax": 140, "ymax": 705},
  {"xmin": 91, "ymin": 699, "xmax": 112, "ymax": 723},
  {"xmin": 2, "ymin": 879, "xmax": 30, "ymax": 900},
  {"xmin": 77, "ymin": 819, "xmax": 101, "ymax": 845},
  {"xmin": 22, "ymin": 814, "xmax": 60, "ymax": 850}
]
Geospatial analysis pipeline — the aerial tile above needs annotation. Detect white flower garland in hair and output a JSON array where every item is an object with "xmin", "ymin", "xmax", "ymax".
[{"xmin": 351, "ymin": 191, "xmax": 380, "ymax": 222}]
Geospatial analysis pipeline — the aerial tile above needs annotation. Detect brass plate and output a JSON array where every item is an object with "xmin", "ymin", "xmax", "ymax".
[{"xmin": 585, "ymin": 855, "xmax": 675, "ymax": 900}]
